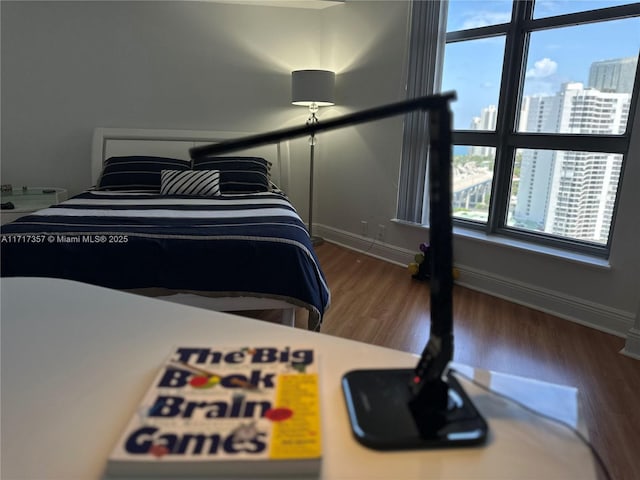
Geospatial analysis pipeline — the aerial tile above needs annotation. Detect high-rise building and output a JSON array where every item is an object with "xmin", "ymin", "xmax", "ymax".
[
  {"xmin": 467, "ymin": 57, "xmax": 636, "ymax": 243},
  {"xmin": 469, "ymin": 105, "xmax": 497, "ymax": 157},
  {"xmin": 513, "ymin": 80, "xmax": 632, "ymax": 243},
  {"xmin": 588, "ymin": 56, "xmax": 638, "ymax": 94}
]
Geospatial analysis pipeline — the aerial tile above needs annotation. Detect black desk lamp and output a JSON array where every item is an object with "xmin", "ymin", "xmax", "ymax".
[{"xmin": 190, "ymin": 93, "xmax": 488, "ymax": 450}]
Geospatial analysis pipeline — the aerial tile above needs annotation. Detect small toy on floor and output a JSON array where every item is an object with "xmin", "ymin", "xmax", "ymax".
[
  {"xmin": 408, "ymin": 242, "xmax": 459, "ymax": 281},
  {"xmin": 408, "ymin": 242, "xmax": 431, "ymax": 281}
]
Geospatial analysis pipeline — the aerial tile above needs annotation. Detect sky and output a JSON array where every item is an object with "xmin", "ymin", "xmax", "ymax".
[{"xmin": 441, "ymin": 0, "xmax": 640, "ymax": 129}]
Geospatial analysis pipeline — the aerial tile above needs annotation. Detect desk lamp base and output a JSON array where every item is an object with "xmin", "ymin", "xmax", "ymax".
[{"xmin": 342, "ymin": 369, "xmax": 488, "ymax": 450}]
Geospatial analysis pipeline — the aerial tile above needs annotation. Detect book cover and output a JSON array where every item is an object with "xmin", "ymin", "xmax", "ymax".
[{"xmin": 106, "ymin": 346, "xmax": 321, "ymax": 477}]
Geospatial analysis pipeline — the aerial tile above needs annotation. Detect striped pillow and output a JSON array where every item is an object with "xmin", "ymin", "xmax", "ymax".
[
  {"xmin": 192, "ymin": 157, "xmax": 271, "ymax": 193},
  {"xmin": 160, "ymin": 170, "xmax": 221, "ymax": 196},
  {"xmin": 97, "ymin": 156, "xmax": 190, "ymax": 191}
]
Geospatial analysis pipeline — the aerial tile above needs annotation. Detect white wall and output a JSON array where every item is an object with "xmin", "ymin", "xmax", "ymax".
[
  {"xmin": 318, "ymin": 0, "xmax": 410, "ymax": 237},
  {"xmin": 2, "ymin": 1, "xmax": 639, "ymax": 352},
  {"xmin": 0, "ymin": 0, "xmax": 320, "ymax": 211}
]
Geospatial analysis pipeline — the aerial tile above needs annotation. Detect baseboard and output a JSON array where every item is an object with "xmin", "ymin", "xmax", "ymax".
[
  {"xmin": 621, "ymin": 328, "xmax": 640, "ymax": 359},
  {"xmin": 314, "ymin": 224, "xmax": 415, "ymax": 267},
  {"xmin": 315, "ymin": 223, "xmax": 636, "ymax": 339},
  {"xmin": 455, "ymin": 265, "xmax": 634, "ymax": 338}
]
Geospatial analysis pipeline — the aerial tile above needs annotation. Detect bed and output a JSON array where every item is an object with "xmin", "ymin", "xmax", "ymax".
[{"xmin": 0, "ymin": 128, "xmax": 330, "ymax": 330}]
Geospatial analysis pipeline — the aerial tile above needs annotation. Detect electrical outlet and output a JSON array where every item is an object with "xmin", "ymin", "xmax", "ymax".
[
  {"xmin": 377, "ymin": 224, "xmax": 386, "ymax": 241},
  {"xmin": 361, "ymin": 220, "xmax": 368, "ymax": 237}
]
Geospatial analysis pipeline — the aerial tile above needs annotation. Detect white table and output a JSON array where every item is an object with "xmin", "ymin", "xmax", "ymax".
[
  {"xmin": 0, "ymin": 187, "xmax": 68, "ymax": 225},
  {"xmin": 1, "ymin": 277, "xmax": 598, "ymax": 479}
]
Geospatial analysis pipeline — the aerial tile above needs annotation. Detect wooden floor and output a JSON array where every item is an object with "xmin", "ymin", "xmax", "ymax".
[{"xmin": 249, "ymin": 242, "xmax": 640, "ymax": 480}]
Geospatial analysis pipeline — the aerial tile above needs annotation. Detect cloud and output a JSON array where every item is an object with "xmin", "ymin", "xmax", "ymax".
[
  {"xmin": 535, "ymin": 1, "xmax": 561, "ymax": 15},
  {"xmin": 462, "ymin": 11, "xmax": 512, "ymax": 30},
  {"xmin": 526, "ymin": 58, "xmax": 558, "ymax": 78}
]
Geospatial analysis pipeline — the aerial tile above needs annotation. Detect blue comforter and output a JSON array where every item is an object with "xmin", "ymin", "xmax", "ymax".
[{"xmin": 0, "ymin": 191, "xmax": 330, "ymax": 328}]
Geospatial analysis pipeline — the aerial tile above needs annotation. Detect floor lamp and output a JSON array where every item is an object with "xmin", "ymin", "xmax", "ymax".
[{"xmin": 291, "ymin": 69, "xmax": 336, "ymax": 246}]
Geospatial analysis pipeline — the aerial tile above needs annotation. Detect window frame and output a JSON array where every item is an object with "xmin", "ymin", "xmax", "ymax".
[{"xmin": 408, "ymin": 1, "xmax": 640, "ymax": 257}]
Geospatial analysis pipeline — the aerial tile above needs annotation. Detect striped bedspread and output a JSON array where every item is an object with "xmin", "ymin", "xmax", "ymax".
[{"xmin": 0, "ymin": 191, "xmax": 330, "ymax": 327}]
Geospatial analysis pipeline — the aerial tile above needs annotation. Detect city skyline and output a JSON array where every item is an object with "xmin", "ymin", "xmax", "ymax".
[
  {"xmin": 456, "ymin": 56, "xmax": 636, "ymax": 244},
  {"xmin": 442, "ymin": 1, "xmax": 640, "ymax": 130},
  {"xmin": 468, "ymin": 54, "xmax": 637, "ymax": 133},
  {"xmin": 514, "ymin": 79, "xmax": 630, "ymax": 243}
]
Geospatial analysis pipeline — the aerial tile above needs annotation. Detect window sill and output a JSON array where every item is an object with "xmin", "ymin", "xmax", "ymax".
[{"xmin": 391, "ymin": 218, "xmax": 611, "ymax": 270}]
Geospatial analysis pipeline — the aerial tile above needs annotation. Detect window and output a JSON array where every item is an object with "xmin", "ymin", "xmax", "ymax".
[{"xmin": 399, "ymin": 0, "xmax": 640, "ymax": 257}]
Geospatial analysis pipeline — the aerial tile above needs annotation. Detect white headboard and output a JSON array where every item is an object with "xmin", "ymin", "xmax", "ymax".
[{"xmin": 91, "ymin": 128, "xmax": 290, "ymax": 192}]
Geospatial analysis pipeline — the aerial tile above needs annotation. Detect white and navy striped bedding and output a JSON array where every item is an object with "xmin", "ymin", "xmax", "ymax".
[{"xmin": 0, "ymin": 190, "xmax": 330, "ymax": 327}]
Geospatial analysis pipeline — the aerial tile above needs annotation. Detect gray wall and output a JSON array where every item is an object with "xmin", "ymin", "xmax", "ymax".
[
  {"xmin": 1, "ymin": 0, "xmax": 320, "ymax": 207},
  {"xmin": 2, "ymin": 1, "xmax": 639, "ymax": 347}
]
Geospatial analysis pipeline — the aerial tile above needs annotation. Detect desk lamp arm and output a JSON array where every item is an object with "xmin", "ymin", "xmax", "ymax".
[{"xmin": 190, "ymin": 92, "xmax": 457, "ymax": 412}]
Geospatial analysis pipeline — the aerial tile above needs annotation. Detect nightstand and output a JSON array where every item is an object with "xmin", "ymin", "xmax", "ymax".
[{"xmin": 0, "ymin": 187, "xmax": 68, "ymax": 225}]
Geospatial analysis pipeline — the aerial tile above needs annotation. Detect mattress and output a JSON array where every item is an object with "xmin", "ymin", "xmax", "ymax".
[{"xmin": 0, "ymin": 190, "xmax": 330, "ymax": 328}]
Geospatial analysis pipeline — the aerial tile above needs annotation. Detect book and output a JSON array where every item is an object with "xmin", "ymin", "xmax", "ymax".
[{"xmin": 106, "ymin": 346, "xmax": 322, "ymax": 477}]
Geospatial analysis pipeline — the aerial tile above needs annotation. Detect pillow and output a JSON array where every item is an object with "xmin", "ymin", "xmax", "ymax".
[
  {"xmin": 192, "ymin": 156, "xmax": 271, "ymax": 193},
  {"xmin": 160, "ymin": 170, "xmax": 220, "ymax": 196},
  {"xmin": 97, "ymin": 156, "xmax": 189, "ymax": 191}
]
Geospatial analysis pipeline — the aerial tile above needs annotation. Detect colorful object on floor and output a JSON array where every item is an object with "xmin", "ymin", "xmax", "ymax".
[
  {"xmin": 409, "ymin": 243, "xmax": 431, "ymax": 281},
  {"xmin": 409, "ymin": 244, "xmax": 460, "ymax": 282}
]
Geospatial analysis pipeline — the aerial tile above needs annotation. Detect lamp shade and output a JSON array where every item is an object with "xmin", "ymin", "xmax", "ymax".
[{"xmin": 291, "ymin": 70, "xmax": 335, "ymax": 106}]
